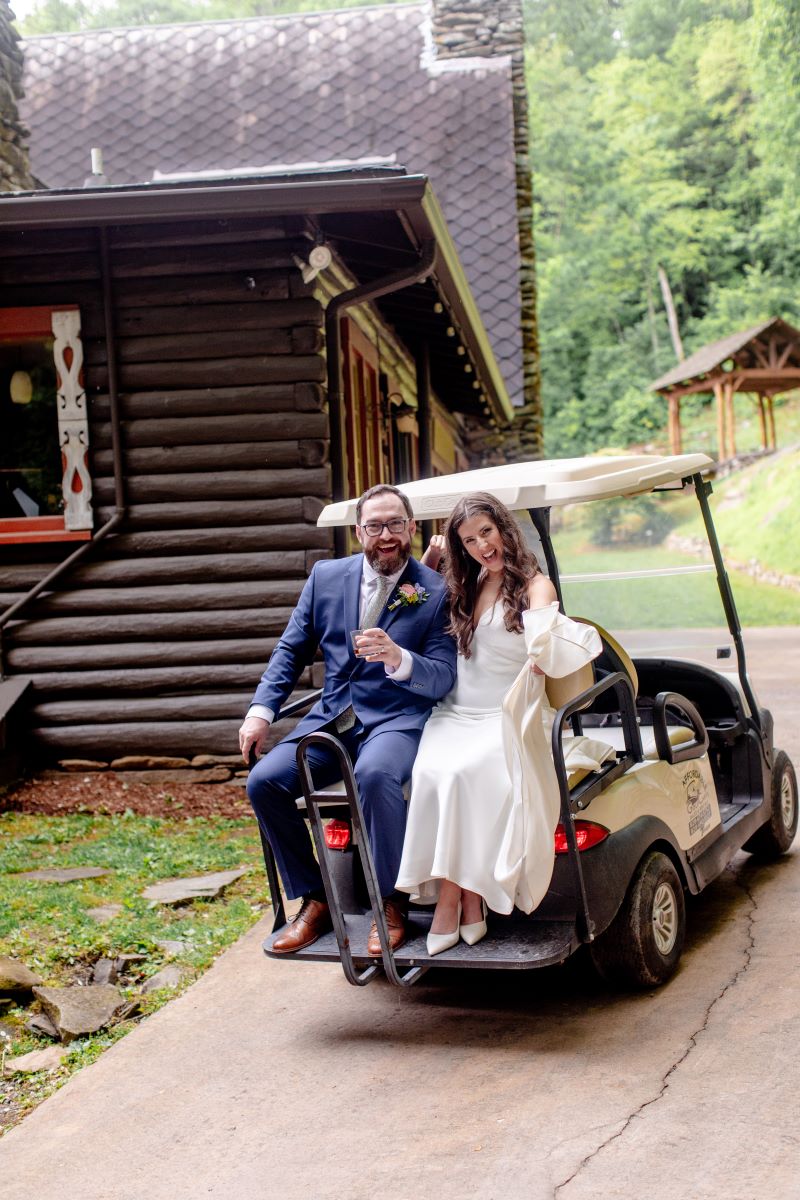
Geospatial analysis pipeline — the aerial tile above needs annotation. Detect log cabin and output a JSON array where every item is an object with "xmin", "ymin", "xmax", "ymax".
[{"xmin": 0, "ymin": 168, "xmax": 516, "ymax": 762}]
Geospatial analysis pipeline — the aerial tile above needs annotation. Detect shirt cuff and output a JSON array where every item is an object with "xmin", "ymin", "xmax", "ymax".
[
  {"xmin": 247, "ymin": 704, "xmax": 274, "ymax": 723},
  {"xmin": 385, "ymin": 648, "xmax": 413, "ymax": 681}
]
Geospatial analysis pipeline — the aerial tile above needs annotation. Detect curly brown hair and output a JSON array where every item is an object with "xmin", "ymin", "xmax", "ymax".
[{"xmin": 444, "ymin": 492, "xmax": 540, "ymax": 658}]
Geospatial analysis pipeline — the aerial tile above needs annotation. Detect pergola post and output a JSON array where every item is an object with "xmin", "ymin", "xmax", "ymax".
[
  {"xmin": 713, "ymin": 380, "xmax": 726, "ymax": 462},
  {"xmin": 756, "ymin": 393, "xmax": 768, "ymax": 451},
  {"xmin": 724, "ymin": 380, "xmax": 736, "ymax": 460},
  {"xmin": 767, "ymin": 396, "xmax": 777, "ymax": 448},
  {"xmin": 668, "ymin": 393, "xmax": 682, "ymax": 455}
]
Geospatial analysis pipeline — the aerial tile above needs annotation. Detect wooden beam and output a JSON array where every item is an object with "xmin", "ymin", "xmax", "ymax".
[{"xmin": 668, "ymin": 393, "xmax": 682, "ymax": 455}]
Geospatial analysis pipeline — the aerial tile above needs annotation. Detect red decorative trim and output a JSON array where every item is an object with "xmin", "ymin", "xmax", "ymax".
[
  {"xmin": 0, "ymin": 516, "xmax": 91, "ymax": 544},
  {"xmin": 0, "ymin": 305, "xmax": 78, "ymax": 342}
]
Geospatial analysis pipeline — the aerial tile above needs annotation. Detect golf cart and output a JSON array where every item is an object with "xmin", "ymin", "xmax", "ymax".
[{"xmin": 257, "ymin": 454, "xmax": 797, "ymax": 989}]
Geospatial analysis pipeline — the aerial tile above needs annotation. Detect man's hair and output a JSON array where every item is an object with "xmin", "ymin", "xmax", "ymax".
[{"xmin": 356, "ymin": 483, "xmax": 414, "ymax": 523}]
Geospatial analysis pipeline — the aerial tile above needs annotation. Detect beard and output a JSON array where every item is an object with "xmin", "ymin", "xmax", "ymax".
[{"xmin": 364, "ymin": 541, "xmax": 411, "ymax": 576}]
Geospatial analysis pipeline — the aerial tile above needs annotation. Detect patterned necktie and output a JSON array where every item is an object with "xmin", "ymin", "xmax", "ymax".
[{"xmin": 335, "ymin": 575, "xmax": 393, "ymax": 733}]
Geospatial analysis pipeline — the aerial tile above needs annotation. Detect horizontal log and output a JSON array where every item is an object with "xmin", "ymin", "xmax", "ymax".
[
  {"xmin": 7, "ymin": 637, "xmax": 280, "ymax": 672},
  {"xmin": 88, "ymin": 354, "xmax": 326, "ymax": 391},
  {"xmin": 31, "ymin": 693, "xmax": 254, "ymax": 725},
  {"xmin": 100, "ymin": 270, "xmax": 291, "ymax": 308},
  {"xmin": 26, "ymin": 662, "xmax": 318, "ymax": 699},
  {"xmin": 92, "ymin": 466, "xmax": 329, "ymax": 504},
  {"xmin": 0, "ymin": 550, "xmax": 307, "ymax": 590},
  {"xmin": 0, "ymin": 282, "xmax": 102, "ymax": 309},
  {"xmin": 17, "ymin": 579, "xmax": 305, "ymax": 616},
  {"xmin": 85, "ymin": 328, "xmax": 294, "ymax": 365},
  {"xmin": 30, "ymin": 718, "xmax": 299, "ymax": 758},
  {"xmin": 108, "ymin": 242, "xmax": 298, "ymax": 279},
  {"xmin": 82, "ymin": 299, "xmax": 323, "ymax": 340},
  {"xmin": 105, "ymin": 526, "xmax": 330, "ymax": 557},
  {"xmin": 0, "ymin": 227, "xmax": 97, "ymax": 257},
  {"xmin": 90, "ymin": 411, "xmax": 328, "ymax": 449},
  {"xmin": 7, "ymin": 607, "xmax": 296, "ymax": 646},
  {"xmin": 88, "ymin": 382, "xmax": 324, "ymax": 421},
  {"xmin": 92, "ymin": 496, "xmax": 324, "ymax": 531},
  {"xmin": 92, "ymin": 439, "xmax": 327, "ymax": 476},
  {"xmin": 108, "ymin": 218, "xmax": 293, "ymax": 250},
  {"xmin": 0, "ymin": 250, "xmax": 100, "ymax": 285}
]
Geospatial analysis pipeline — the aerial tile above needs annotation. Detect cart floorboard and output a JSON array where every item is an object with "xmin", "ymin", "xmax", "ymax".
[{"xmin": 264, "ymin": 914, "xmax": 578, "ymax": 970}]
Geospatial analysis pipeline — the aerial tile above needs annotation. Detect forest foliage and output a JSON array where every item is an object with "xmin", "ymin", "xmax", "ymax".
[
  {"xmin": 525, "ymin": 0, "xmax": 800, "ymax": 453},
  {"xmin": 17, "ymin": 0, "xmax": 800, "ymax": 455}
]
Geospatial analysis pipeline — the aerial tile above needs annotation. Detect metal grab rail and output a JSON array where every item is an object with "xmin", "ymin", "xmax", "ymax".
[
  {"xmin": 551, "ymin": 671, "xmax": 641, "ymax": 942},
  {"xmin": 249, "ymin": 688, "xmax": 324, "ymax": 932},
  {"xmin": 296, "ymin": 731, "xmax": 427, "ymax": 988}
]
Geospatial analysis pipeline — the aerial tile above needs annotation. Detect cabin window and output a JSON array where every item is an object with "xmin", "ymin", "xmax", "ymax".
[
  {"xmin": 0, "ymin": 306, "xmax": 93, "ymax": 544},
  {"xmin": 342, "ymin": 318, "xmax": 387, "ymax": 497}
]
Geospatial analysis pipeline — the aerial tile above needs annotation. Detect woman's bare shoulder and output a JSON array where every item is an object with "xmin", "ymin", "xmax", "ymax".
[{"xmin": 527, "ymin": 572, "xmax": 558, "ymax": 607}]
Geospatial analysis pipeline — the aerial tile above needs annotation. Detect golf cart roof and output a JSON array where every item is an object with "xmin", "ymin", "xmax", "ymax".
[{"xmin": 317, "ymin": 453, "xmax": 714, "ymax": 526}]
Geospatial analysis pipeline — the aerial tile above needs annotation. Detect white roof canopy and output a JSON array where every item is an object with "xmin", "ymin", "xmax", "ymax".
[{"xmin": 317, "ymin": 454, "xmax": 714, "ymax": 527}]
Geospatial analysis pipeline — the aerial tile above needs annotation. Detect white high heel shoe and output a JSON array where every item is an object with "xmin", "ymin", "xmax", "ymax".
[
  {"xmin": 460, "ymin": 900, "xmax": 487, "ymax": 947},
  {"xmin": 427, "ymin": 904, "xmax": 461, "ymax": 957}
]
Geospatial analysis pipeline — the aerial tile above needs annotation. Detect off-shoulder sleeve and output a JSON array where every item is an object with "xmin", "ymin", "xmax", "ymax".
[{"xmin": 522, "ymin": 603, "xmax": 603, "ymax": 678}]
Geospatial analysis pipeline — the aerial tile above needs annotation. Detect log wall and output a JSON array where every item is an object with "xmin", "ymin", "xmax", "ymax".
[{"xmin": 0, "ymin": 215, "xmax": 331, "ymax": 759}]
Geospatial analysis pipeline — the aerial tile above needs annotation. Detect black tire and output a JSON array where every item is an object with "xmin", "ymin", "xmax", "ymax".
[
  {"xmin": 589, "ymin": 850, "xmax": 686, "ymax": 989},
  {"xmin": 743, "ymin": 750, "xmax": 798, "ymax": 860}
]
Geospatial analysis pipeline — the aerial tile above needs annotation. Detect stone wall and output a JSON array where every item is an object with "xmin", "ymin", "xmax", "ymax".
[
  {"xmin": 0, "ymin": 0, "xmax": 36, "ymax": 191},
  {"xmin": 432, "ymin": 0, "xmax": 542, "ymax": 463}
]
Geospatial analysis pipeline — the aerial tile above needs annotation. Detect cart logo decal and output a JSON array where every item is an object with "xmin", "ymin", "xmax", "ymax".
[{"xmin": 683, "ymin": 765, "xmax": 713, "ymax": 837}]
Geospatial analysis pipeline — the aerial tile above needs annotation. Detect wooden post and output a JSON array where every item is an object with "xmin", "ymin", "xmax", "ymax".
[
  {"xmin": 668, "ymin": 393, "xmax": 682, "ymax": 455},
  {"xmin": 713, "ymin": 380, "xmax": 726, "ymax": 462},
  {"xmin": 767, "ymin": 396, "xmax": 777, "ymax": 448},
  {"xmin": 724, "ymin": 381, "xmax": 737, "ymax": 460},
  {"xmin": 757, "ymin": 393, "xmax": 768, "ymax": 450}
]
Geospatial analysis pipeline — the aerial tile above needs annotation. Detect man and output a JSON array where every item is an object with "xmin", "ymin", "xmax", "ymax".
[{"xmin": 240, "ymin": 483, "xmax": 456, "ymax": 956}]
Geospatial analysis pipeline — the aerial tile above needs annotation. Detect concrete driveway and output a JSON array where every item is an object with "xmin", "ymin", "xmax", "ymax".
[{"xmin": 0, "ymin": 628, "xmax": 798, "ymax": 1200}]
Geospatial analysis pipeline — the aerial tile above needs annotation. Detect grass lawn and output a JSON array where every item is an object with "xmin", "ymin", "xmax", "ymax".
[
  {"xmin": 0, "ymin": 811, "xmax": 267, "ymax": 1133},
  {"xmin": 672, "ymin": 446, "xmax": 800, "ymax": 579},
  {"xmin": 555, "ymin": 538, "xmax": 800, "ymax": 629}
]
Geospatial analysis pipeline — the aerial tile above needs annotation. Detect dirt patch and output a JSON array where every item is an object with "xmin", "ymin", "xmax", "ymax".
[{"xmin": 1, "ymin": 774, "xmax": 253, "ymax": 820}]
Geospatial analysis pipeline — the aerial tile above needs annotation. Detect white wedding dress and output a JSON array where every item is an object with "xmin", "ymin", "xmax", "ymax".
[{"xmin": 396, "ymin": 602, "xmax": 607, "ymax": 915}]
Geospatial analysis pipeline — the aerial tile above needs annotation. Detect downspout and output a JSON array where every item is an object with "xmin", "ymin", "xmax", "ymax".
[
  {"xmin": 325, "ymin": 239, "xmax": 437, "ymax": 558},
  {"xmin": 415, "ymin": 342, "xmax": 434, "ymax": 545},
  {"xmin": 0, "ymin": 226, "xmax": 127, "ymax": 675}
]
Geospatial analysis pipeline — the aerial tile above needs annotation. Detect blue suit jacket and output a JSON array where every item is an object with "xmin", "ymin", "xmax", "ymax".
[{"xmin": 251, "ymin": 553, "xmax": 457, "ymax": 741}]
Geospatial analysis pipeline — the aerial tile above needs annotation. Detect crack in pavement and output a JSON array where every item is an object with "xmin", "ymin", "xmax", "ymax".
[{"xmin": 552, "ymin": 866, "xmax": 758, "ymax": 1199}]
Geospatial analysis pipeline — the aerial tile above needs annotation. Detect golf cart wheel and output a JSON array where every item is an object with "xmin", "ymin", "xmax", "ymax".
[
  {"xmin": 743, "ymin": 751, "xmax": 798, "ymax": 859},
  {"xmin": 590, "ymin": 850, "xmax": 686, "ymax": 989}
]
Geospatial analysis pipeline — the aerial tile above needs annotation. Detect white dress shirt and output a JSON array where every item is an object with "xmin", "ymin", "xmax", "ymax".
[{"xmin": 247, "ymin": 558, "xmax": 413, "ymax": 724}]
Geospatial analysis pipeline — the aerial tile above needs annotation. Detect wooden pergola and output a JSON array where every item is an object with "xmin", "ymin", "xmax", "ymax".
[{"xmin": 650, "ymin": 317, "xmax": 800, "ymax": 459}]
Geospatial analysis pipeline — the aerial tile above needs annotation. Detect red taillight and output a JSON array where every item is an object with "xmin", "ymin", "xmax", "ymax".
[
  {"xmin": 324, "ymin": 819, "xmax": 351, "ymax": 850},
  {"xmin": 554, "ymin": 821, "xmax": 610, "ymax": 854}
]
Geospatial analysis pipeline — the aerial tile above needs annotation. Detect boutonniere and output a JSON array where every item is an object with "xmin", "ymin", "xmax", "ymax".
[{"xmin": 388, "ymin": 582, "xmax": 430, "ymax": 610}]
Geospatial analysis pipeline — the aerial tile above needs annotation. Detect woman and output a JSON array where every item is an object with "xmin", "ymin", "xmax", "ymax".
[{"xmin": 395, "ymin": 492, "xmax": 602, "ymax": 955}]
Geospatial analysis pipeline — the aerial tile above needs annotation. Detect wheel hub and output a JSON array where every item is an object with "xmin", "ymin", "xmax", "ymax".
[
  {"xmin": 780, "ymin": 772, "xmax": 796, "ymax": 831},
  {"xmin": 652, "ymin": 882, "xmax": 678, "ymax": 954}
]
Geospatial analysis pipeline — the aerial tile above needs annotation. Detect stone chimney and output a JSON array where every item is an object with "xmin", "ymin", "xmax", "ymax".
[
  {"xmin": 0, "ymin": 0, "xmax": 37, "ymax": 192},
  {"xmin": 431, "ymin": 0, "xmax": 541, "ymax": 461}
]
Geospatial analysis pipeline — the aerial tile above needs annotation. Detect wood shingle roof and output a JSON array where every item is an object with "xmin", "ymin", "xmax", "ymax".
[{"xmin": 20, "ymin": 3, "xmax": 524, "ymax": 405}]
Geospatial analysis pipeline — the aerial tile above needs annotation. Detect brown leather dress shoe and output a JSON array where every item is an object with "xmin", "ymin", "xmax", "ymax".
[
  {"xmin": 367, "ymin": 899, "xmax": 407, "ymax": 956},
  {"xmin": 272, "ymin": 897, "xmax": 332, "ymax": 954}
]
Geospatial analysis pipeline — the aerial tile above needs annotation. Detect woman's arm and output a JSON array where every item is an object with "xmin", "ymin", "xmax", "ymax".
[
  {"xmin": 527, "ymin": 574, "xmax": 558, "ymax": 672},
  {"xmin": 420, "ymin": 533, "xmax": 446, "ymax": 571},
  {"xmin": 527, "ymin": 573, "xmax": 558, "ymax": 609}
]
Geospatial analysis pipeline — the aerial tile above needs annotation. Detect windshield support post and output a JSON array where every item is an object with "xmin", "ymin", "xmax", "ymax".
[
  {"xmin": 528, "ymin": 507, "xmax": 563, "ymax": 608},
  {"xmin": 692, "ymin": 473, "xmax": 765, "ymax": 748}
]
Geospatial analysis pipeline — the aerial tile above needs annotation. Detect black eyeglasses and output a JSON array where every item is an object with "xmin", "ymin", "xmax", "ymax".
[{"xmin": 359, "ymin": 518, "xmax": 409, "ymax": 536}]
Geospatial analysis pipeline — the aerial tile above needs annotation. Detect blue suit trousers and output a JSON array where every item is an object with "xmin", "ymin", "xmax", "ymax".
[{"xmin": 247, "ymin": 725, "xmax": 422, "ymax": 900}]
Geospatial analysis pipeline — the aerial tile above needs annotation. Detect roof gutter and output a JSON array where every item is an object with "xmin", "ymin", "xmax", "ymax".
[{"xmin": 325, "ymin": 238, "xmax": 438, "ymax": 557}]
